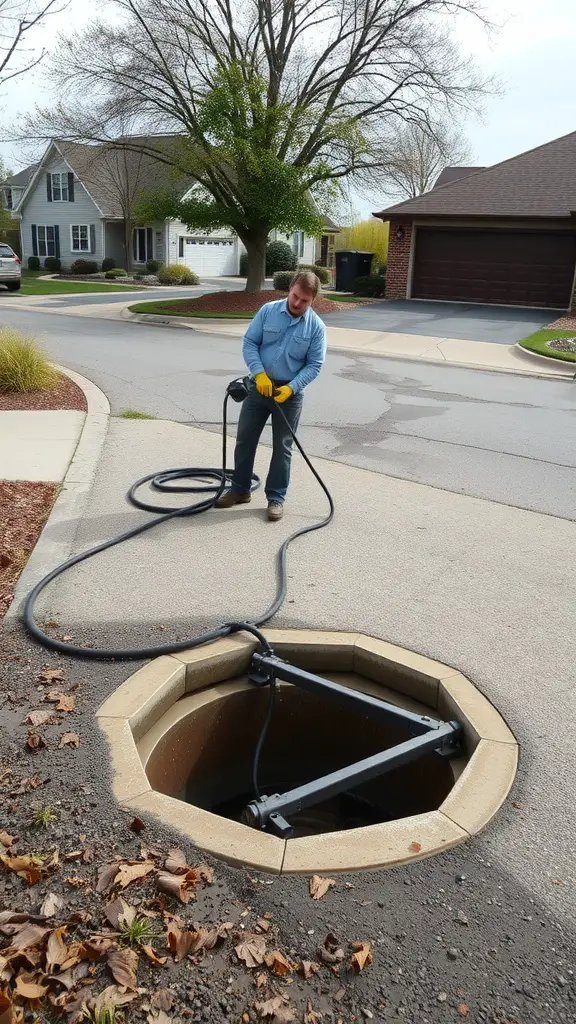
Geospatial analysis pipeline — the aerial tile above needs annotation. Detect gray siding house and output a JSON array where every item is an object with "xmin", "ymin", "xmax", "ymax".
[{"xmin": 2, "ymin": 139, "xmax": 321, "ymax": 276}]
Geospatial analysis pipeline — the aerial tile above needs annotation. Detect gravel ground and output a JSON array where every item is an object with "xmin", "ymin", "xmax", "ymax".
[
  {"xmin": 0, "ymin": 621, "xmax": 574, "ymax": 1024},
  {"xmin": 0, "ymin": 482, "xmax": 58, "ymax": 617},
  {"xmin": 0, "ymin": 373, "xmax": 87, "ymax": 411}
]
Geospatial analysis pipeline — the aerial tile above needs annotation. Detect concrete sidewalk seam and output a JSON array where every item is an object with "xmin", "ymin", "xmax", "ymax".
[{"xmin": 5, "ymin": 365, "xmax": 110, "ymax": 622}]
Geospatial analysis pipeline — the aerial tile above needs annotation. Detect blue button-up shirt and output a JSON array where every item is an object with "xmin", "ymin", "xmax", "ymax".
[{"xmin": 242, "ymin": 299, "xmax": 327, "ymax": 394}]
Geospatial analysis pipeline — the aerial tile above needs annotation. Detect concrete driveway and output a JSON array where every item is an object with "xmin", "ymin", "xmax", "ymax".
[{"xmin": 323, "ymin": 299, "xmax": 556, "ymax": 344}]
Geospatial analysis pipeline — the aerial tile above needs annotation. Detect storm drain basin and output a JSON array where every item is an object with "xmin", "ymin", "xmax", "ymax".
[
  {"xmin": 146, "ymin": 680, "xmax": 456, "ymax": 837},
  {"xmin": 97, "ymin": 630, "xmax": 518, "ymax": 874}
]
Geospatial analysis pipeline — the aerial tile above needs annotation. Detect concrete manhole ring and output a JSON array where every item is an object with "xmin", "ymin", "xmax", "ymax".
[{"xmin": 97, "ymin": 631, "xmax": 517, "ymax": 874}]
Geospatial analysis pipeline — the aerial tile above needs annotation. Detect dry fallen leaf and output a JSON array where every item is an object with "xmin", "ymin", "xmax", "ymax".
[
  {"xmin": 254, "ymin": 994, "xmax": 296, "ymax": 1022},
  {"xmin": 235, "ymin": 934, "xmax": 267, "ymax": 968},
  {"xmin": 105, "ymin": 897, "xmax": 136, "ymax": 930},
  {"xmin": 151, "ymin": 989, "xmax": 173, "ymax": 1012},
  {"xmin": 187, "ymin": 922, "xmax": 232, "ymax": 954},
  {"xmin": 300, "ymin": 961, "xmax": 320, "ymax": 980},
  {"xmin": 309, "ymin": 875, "xmax": 336, "ymax": 900},
  {"xmin": 44, "ymin": 691, "xmax": 75, "ymax": 712},
  {"xmin": 58, "ymin": 732, "xmax": 80, "ymax": 749},
  {"xmin": 409, "ymin": 842, "xmax": 422, "ymax": 853},
  {"xmin": 130, "ymin": 817, "xmax": 145, "ymax": 833},
  {"xmin": 0, "ymin": 832, "xmax": 14, "ymax": 849},
  {"xmin": 304, "ymin": 1001, "xmax": 322, "ymax": 1024},
  {"xmin": 26, "ymin": 730, "xmax": 46, "ymax": 752},
  {"xmin": 96, "ymin": 861, "xmax": 119, "ymax": 894},
  {"xmin": 107, "ymin": 947, "xmax": 138, "ymax": 990},
  {"xmin": 1, "ymin": 922, "xmax": 50, "ymax": 951},
  {"xmin": 46, "ymin": 926, "xmax": 69, "ymax": 969},
  {"xmin": 349, "ymin": 941, "xmax": 373, "ymax": 973},
  {"xmin": 25, "ymin": 709, "xmax": 57, "ymax": 728},
  {"xmin": 265, "ymin": 950, "xmax": 293, "ymax": 976},
  {"xmin": 458, "ymin": 1005, "xmax": 470, "ymax": 1018},
  {"xmin": 164, "ymin": 848, "xmax": 187, "ymax": 874},
  {"xmin": 255, "ymin": 971, "xmax": 268, "ymax": 988},
  {"xmin": 114, "ymin": 860, "xmax": 154, "ymax": 889},
  {"xmin": 148, "ymin": 1012, "xmax": 172, "ymax": 1024},
  {"xmin": 92, "ymin": 985, "xmax": 138, "ymax": 1010},
  {"xmin": 157, "ymin": 871, "xmax": 193, "ymax": 904},
  {"xmin": 0, "ymin": 853, "xmax": 43, "ymax": 886},
  {"xmin": 142, "ymin": 944, "xmax": 168, "ymax": 967},
  {"xmin": 41, "ymin": 893, "xmax": 64, "ymax": 918},
  {"xmin": 14, "ymin": 972, "xmax": 48, "ymax": 1000},
  {"xmin": 317, "ymin": 934, "xmax": 345, "ymax": 967},
  {"xmin": 40, "ymin": 668, "xmax": 64, "ymax": 683},
  {"xmin": 166, "ymin": 924, "xmax": 194, "ymax": 963}
]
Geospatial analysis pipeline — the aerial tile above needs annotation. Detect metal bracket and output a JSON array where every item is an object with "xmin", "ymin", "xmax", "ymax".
[{"xmin": 243, "ymin": 652, "xmax": 464, "ymax": 834}]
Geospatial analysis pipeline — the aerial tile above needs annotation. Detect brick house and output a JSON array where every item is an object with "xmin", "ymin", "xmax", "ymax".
[{"xmin": 374, "ymin": 131, "xmax": 576, "ymax": 314}]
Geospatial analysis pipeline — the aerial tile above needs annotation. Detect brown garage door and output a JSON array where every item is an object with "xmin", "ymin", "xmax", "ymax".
[{"xmin": 412, "ymin": 228, "xmax": 576, "ymax": 308}]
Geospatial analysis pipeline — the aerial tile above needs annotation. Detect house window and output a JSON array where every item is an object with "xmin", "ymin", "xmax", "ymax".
[
  {"xmin": 292, "ymin": 230, "xmax": 305, "ymax": 258},
  {"xmin": 51, "ymin": 173, "xmax": 69, "ymax": 202},
  {"xmin": 37, "ymin": 226, "xmax": 56, "ymax": 258},
  {"xmin": 71, "ymin": 224, "xmax": 90, "ymax": 252},
  {"xmin": 133, "ymin": 226, "xmax": 153, "ymax": 263},
  {"xmin": 3, "ymin": 188, "xmax": 12, "ymax": 210}
]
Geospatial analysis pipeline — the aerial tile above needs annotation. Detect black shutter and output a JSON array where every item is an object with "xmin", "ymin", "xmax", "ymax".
[
  {"xmin": 179, "ymin": 237, "xmax": 184, "ymax": 259},
  {"xmin": 46, "ymin": 174, "xmax": 52, "ymax": 202},
  {"xmin": 31, "ymin": 224, "xmax": 38, "ymax": 256},
  {"xmin": 146, "ymin": 227, "xmax": 153, "ymax": 261},
  {"xmin": 90, "ymin": 224, "xmax": 96, "ymax": 253},
  {"xmin": 54, "ymin": 225, "xmax": 60, "ymax": 258},
  {"xmin": 68, "ymin": 172, "xmax": 74, "ymax": 202}
]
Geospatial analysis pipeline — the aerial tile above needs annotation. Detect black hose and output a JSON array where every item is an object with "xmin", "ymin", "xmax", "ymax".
[{"xmin": 23, "ymin": 388, "xmax": 335, "ymax": 659}]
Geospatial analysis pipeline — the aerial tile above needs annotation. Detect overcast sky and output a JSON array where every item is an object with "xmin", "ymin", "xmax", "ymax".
[{"xmin": 1, "ymin": 0, "xmax": 575, "ymax": 218}]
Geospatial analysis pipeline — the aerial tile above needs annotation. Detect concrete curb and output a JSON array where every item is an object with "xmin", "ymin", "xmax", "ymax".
[
  {"xmin": 5, "ymin": 365, "xmax": 110, "ymax": 622},
  {"xmin": 514, "ymin": 341, "xmax": 576, "ymax": 378}
]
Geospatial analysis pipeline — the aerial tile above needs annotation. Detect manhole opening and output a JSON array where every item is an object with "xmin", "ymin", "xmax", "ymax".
[{"xmin": 145, "ymin": 677, "xmax": 456, "ymax": 840}]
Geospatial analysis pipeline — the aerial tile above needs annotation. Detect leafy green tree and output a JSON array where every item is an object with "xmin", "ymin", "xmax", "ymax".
[{"xmin": 24, "ymin": 0, "xmax": 494, "ymax": 291}]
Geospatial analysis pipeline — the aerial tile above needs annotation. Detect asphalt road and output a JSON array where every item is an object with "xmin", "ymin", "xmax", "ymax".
[{"xmin": 2, "ymin": 305, "xmax": 576, "ymax": 520}]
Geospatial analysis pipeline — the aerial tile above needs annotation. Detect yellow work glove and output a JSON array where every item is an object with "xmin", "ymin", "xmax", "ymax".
[
  {"xmin": 255, "ymin": 372, "xmax": 273, "ymax": 397},
  {"xmin": 274, "ymin": 385, "xmax": 293, "ymax": 404}
]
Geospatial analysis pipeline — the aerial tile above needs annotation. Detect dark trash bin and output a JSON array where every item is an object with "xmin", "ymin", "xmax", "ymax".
[{"xmin": 335, "ymin": 250, "xmax": 374, "ymax": 292}]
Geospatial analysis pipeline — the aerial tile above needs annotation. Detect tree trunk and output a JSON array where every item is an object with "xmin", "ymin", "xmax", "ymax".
[
  {"xmin": 124, "ymin": 218, "xmax": 133, "ymax": 273},
  {"xmin": 243, "ymin": 229, "xmax": 268, "ymax": 292}
]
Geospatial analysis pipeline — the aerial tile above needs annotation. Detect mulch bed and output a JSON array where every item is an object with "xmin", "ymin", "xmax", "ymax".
[
  {"xmin": 0, "ymin": 481, "xmax": 58, "ymax": 618},
  {"xmin": 546, "ymin": 315, "xmax": 576, "ymax": 330},
  {"xmin": 153, "ymin": 289, "xmax": 350, "ymax": 316},
  {"xmin": 0, "ymin": 373, "xmax": 87, "ymax": 412}
]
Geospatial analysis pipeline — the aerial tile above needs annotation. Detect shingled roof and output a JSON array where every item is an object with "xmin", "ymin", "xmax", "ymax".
[
  {"xmin": 2, "ymin": 164, "xmax": 38, "ymax": 187},
  {"xmin": 373, "ymin": 131, "xmax": 576, "ymax": 220}
]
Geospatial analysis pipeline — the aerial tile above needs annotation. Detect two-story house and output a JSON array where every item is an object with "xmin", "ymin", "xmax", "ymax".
[{"xmin": 1, "ymin": 138, "xmax": 332, "ymax": 277}]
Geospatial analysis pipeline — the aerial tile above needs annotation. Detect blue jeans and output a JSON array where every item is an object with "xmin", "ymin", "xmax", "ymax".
[{"xmin": 231, "ymin": 382, "xmax": 303, "ymax": 504}]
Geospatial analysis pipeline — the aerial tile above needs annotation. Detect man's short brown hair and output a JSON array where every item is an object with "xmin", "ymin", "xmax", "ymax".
[{"xmin": 290, "ymin": 270, "xmax": 321, "ymax": 298}]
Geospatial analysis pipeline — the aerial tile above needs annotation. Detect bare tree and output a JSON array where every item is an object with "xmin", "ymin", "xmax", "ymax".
[
  {"xmin": 0, "ymin": 0, "xmax": 65, "ymax": 86},
  {"xmin": 21, "ymin": 0, "xmax": 497, "ymax": 290},
  {"xmin": 372, "ymin": 120, "xmax": 474, "ymax": 200},
  {"xmin": 79, "ymin": 143, "xmax": 149, "ymax": 272}
]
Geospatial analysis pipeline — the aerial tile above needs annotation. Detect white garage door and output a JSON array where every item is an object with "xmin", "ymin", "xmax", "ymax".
[{"xmin": 181, "ymin": 237, "xmax": 237, "ymax": 276}]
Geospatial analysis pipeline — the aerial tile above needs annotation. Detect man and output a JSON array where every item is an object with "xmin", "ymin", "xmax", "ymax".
[{"xmin": 216, "ymin": 270, "xmax": 327, "ymax": 521}]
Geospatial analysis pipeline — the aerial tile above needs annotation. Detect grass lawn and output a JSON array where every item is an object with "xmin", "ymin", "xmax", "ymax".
[
  {"xmin": 324, "ymin": 291, "xmax": 367, "ymax": 303},
  {"xmin": 129, "ymin": 300, "xmax": 253, "ymax": 318},
  {"xmin": 517, "ymin": 329, "xmax": 576, "ymax": 363},
  {"xmin": 17, "ymin": 273, "xmax": 146, "ymax": 296}
]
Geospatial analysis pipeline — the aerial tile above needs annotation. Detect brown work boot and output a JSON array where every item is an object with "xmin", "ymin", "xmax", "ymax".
[
  {"xmin": 215, "ymin": 490, "xmax": 251, "ymax": 509},
  {"xmin": 267, "ymin": 501, "xmax": 284, "ymax": 522}
]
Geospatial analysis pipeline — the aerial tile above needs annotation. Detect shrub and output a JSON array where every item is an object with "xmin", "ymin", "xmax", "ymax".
[
  {"xmin": 70, "ymin": 258, "xmax": 99, "ymax": 275},
  {"xmin": 157, "ymin": 263, "xmax": 199, "ymax": 285},
  {"xmin": 146, "ymin": 258, "xmax": 162, "ymax": 274},
  {"xmin": 352, "ymin": 274, "xmax": 386, "ymax": 297},
  {"xmin": 239, "ymin": 251, "xmax": 249, "ymax": 277},
  {"xmin": 273, "ymin": 271, "xmax": 293, "ymax": 291},
  {"xmin": 43, "ymin": 256, "xmax": 61, "ymax": 272},
  {"xmin": 28, "ymin": 256, "xmax": 40, "ymax": 270},
  {"xmin": 266, "ymin": 240, "xmax": 297, "ymax": 274},
  {"xmin": 105, "ymin": 268, "xmax": 128, "ymax": 278},
  {"xmin": 374, "ymin": 262, "xmax": 387, "ymax": 276},
  {"xmin": 102, "ymin": 257, "xmax": 116, "ymax": 272},
  {"xmin": 0, "ymin": 329, "xmax": 58, "ymax": 393},
  {"xmin": 298, "ymin": 263, "xmax": 330, "ymax": 285}
]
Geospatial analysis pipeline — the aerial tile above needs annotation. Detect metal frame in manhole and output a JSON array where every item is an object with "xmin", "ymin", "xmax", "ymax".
[{"xmin": 96, "ymin": 631, "xmax": 518, "ymax": 874}]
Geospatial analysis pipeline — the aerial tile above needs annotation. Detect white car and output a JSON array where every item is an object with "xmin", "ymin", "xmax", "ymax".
[{"xmin": 0, "ymin": 243, "xmax": 21, "ymax": 291}]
